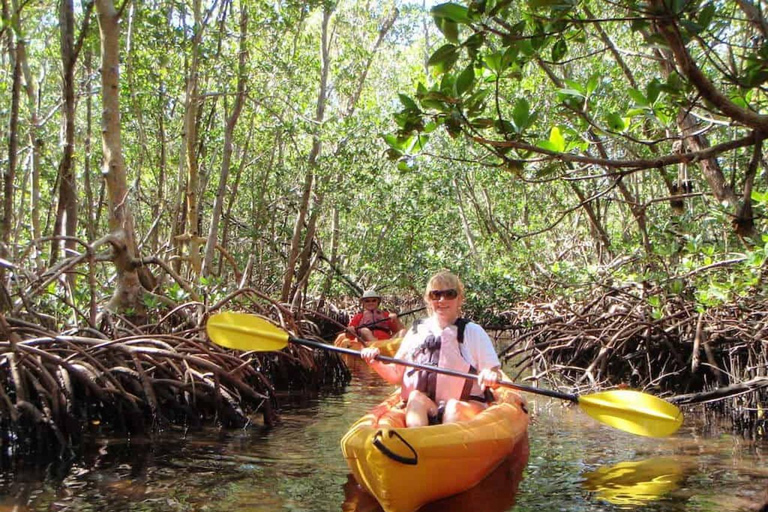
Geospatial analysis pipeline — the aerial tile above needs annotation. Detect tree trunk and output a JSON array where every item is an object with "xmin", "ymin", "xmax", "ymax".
[
  {"xmin": 84, "ymin": 47, "xmax": 96, "ymax": 242},
  {"xmin": 569, "ymin": 181, "xmax": 612, "ymax": 262},
  {"xmin": 15, "ymin": 0, "xmax": 43, "ymax": 268},
  {"xmin": 280, "ymin": 6, "xmax": 332, "ymax": 304},
  {"xmin": 51, "ymin": 0, "xmax": 79, "ymax": 274},
  {"xmin": 452, "ymin": 176, "xmax": 482, "ymax": 267},
  {"xmin": 94, "ymin": 0, "xmax": 145, "ymax": 317},
  {"xmin": 203, "ymin": 2, "xmax": 248, "ymax": 277},
  {"xmin": 290, "ymin": 6, "xmax": 399, "ymax": 303},
  {"xmin": 183, "ymin": 0, "xmax": 203, "ymax": 276},
  {"xmin": 639, "ymin": 24, "xmax": 740, "ymax": 214},
  {"xmin": 2, "ymin": 0, "xmax": 21, "ymax": 310},
  {"xmin": 535, "ymin": 57, "xmax": 653, "ymax": 256}
]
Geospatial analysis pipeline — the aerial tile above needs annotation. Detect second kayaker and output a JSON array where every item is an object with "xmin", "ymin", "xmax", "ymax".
[
  {"xmin": 347, "ymin": 290, "xmax": 406, "ymax": 342},
  {"xmin": 361, "ymin": 270, "xmax": 502, "ymax": 427}
]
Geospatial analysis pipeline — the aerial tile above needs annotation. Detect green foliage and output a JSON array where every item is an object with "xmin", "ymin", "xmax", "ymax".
[{"xmin": 5, "ymin": 0, "xmax": 768, "ymax": 328}]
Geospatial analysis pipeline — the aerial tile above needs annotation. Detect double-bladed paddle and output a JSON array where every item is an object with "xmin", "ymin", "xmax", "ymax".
[{"xmin": 206, "ymin": 312, "xmax": 684, "ymax": 438}]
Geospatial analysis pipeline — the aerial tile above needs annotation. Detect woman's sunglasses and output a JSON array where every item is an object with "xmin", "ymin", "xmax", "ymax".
[{"xmin": 427, "ymin": 289, "xmax": 458, "ymax": 301}]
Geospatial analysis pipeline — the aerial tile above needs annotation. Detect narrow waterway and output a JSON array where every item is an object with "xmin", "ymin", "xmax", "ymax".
[{"xmin": 1, "ymin": 366, "xmax": 766, "ymax": 511}]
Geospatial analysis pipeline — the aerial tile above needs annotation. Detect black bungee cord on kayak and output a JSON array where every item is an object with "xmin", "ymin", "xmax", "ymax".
[{"xmin": 373, "ymin": 429, "xmax": 419, "ymax": 465}]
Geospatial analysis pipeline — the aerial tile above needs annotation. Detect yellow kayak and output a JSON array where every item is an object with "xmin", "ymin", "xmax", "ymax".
[
  {"xmin": 342, "ymin": 439, "xmax": 529, "ymax": 512},
  {"xmin": 340, "ymin": 382, "xmax": 529, "ymax": 512},
  {"xmin": 333, "ymin": 334, "xmax": 402, "ymax": 368}
]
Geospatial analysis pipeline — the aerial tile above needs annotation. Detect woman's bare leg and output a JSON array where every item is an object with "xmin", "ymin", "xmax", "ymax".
[
  {"xmin": 442, "ymin": 399, "xmax": 487, "ymax": 424},
  {"xmin": 404, "ymin": 390, "xmax": 438, "ymax": 427}
]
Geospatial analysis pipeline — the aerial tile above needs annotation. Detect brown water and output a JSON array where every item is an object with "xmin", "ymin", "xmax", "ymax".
[{"xmin": 1, "ymin": 368, "xmax": 766, "ymax": 512}]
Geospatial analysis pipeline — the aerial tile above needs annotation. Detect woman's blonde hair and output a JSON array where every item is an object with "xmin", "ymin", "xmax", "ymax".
[{"xmin": 423, "ymin": 270, "xmax": 465, "ymax": 303}]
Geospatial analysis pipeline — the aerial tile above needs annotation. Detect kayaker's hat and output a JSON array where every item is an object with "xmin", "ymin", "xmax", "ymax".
[{"xmin": 361, "ymin": 290, "xmax": 381, "ymax": 302}]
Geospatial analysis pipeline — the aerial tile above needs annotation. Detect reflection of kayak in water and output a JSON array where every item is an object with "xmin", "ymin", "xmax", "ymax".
[
  {"xmin": 582, "ymin": 457, "xmax": 685, "ymax": 507},
  {"xmin": 341, "ymin": 440, "xmax": 529, "ymax": 512},
  {"xmin": 333, "ymin": 334, "xmax": 402, "ymax": 368},
  {"xmin": 340, "ymin": 377, "xmax": 530, "ymax": 512}
]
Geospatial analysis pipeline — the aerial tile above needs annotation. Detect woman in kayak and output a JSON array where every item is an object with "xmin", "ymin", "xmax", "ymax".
[
  {"xmin": 361, "ymin": 271, "xmax": 502, "ymax": 427},
  {"xmin": 347, "ymin": 290, "xmax": 405, "ymax": 342}
]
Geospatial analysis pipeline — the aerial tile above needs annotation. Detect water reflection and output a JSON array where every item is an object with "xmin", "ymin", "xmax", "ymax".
[{"xmin": 581, "ymin": 457, "xmax": 685, "ymax": 508}]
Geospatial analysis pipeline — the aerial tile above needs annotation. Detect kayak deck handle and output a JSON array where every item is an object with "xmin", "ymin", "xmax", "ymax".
[{"xmin": 372, "ymin": 429, "xmax": 418, "ymax": 466}]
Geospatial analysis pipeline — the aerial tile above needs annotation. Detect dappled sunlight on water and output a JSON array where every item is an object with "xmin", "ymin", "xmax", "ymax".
[{"xmin": 1, "ymin": 367, "xmax": 766, "ymax": 511}]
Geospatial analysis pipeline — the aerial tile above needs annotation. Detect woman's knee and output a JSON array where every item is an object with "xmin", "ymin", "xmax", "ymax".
[
  {"xmin": 404, "ymin": 391, "xmax": 437, "ymax": 424},
  {"xmin": 442, "ymin": 399, "xmax": 462, "ymax": 423},
  {"xmin": 442, "ymin": 399, "xmax": 484, "ymax": 424},
  {"xmin": 405, "ymin": 390, "xmax": 424, "ymax": 403}
]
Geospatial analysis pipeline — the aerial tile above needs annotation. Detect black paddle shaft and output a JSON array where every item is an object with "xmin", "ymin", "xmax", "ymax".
[{"xmin": 290, "ymin": 336, "xmax": 579, "ymax": 403}]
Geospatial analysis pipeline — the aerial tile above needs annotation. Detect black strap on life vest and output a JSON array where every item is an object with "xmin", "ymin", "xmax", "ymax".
[
  {"xmin": 408, "ymin": 318, "xmax": 474, "ymax": 401},
  {"xmin": 453, "ymin": 318, "xmax": 475, "ymax": 400}
]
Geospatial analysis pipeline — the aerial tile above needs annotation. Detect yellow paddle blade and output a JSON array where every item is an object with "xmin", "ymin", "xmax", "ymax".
[
  {"xmin": 578, "ymin": 389, "xmax": 683, "ymax": 438},
  {"xmin": 206, "ymin": 312, "xmax": 290, "ymax": 352}
]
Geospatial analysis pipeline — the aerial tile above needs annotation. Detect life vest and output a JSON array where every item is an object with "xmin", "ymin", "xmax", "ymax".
[
  {"xmin": 401, "ymin": 318, "xmax": 478, "ymax": 404},
  {"xmin": 360, "ymin": 310, "xmax": 392, "ymax": 335}
]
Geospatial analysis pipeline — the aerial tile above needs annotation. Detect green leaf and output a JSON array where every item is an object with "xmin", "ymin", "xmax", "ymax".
[
  {"xmin": 605, "ymin": 112, "xmax": 626, "ymax": 132},
  {"xmin": 586, "ymin": 74, "xmax": 599, "ymax": 96},
  {"xmin": 551, "ymin": 39, "xmax": 568, "ymax": 62},
  {"xmin": 550, "ymin": 126, "xmax": 565, "ymax": 151},
  {"xmin": 489, "ymin": 0, "xmax": 515, "ymax": 16},
  {"xmin": 563, "ymin": 79, "xmax": 585, "ymax": 94},
  {"xmin": 483, "ymin": 51, "xmax": 504, "ymax": 74},
  {"xmin": 539, "ymin": 126, "xmax": 565, "ymax": 152},
  {"xmin": 537, "ymin": 140, "xmax": 560, "ymax": 152},
  {"xmin": 464, "ymin": 32, "xmax": 485, "ymax": 55},
  {"xmin": 470, "ymin": 117, "xmax": 495, "ymax": 129},
  {"xmin": 494, "ymin": 119, "xmax": 515, "ymax": 135},
  {"xmin": 465, "ymin": 88, "xmax": 491, "ymax": 113},
  {"xmin": 427, "ymin": 44, "xmax": 460, "ymax": 73},
  {"xmin": 557, "ymin": 88, "xmax": 585, "ymax": 99},
  {"xmin": 698, "ymin": 3, "xmax": 715, "ymax": 30},
  {"xmin": 644, "ymin": 33, "xmax": 670, "ymax": 50},
  {"xmin": 680, "ymin": 19, "xmax": 703, "ymax": 35},
  {"xmin": 627, "ymin": 88, "xmax": 651, "ymax": 107},
  {"xmin": 646, "ymin": 79, "xmax": 663, "ymax": 104},
  {"xmin": 412, "ymin": 134, "xmax": 430, "ymax": 151},
  {"xmin": 382, "ymin": 133, "xmax": 402, "ymax": 149},
  {"xmin": 398, "ymin": 94, "xmax": 420, "ymax": 112},
  {"xmin": 512, "ymin": 98, "xmax": 531, "ymax": 133},
  {"xmin": 528, "ymin": 0, "xmax": 567, "ymax": 8},
  {"xmin": 751, "ymin": 190, "xmax": 768, "ymax": 203},
  {"xmin": 431, "ymin": 2, "xmax": 471, "ymax": 23},
  {"xmin": 455, "ymin": 64, "xmax": 476, "ymax": 96},
  {"xmin": 397, "ymin": 158, "xmax": 415, "ymax": 172},
  {"xmin": 437, "ymin": 18, "xmax": 460, "ymax": 43},
  {"xmin": 631, "ymin": 17, "xmax": 650, "ymax": 31}
]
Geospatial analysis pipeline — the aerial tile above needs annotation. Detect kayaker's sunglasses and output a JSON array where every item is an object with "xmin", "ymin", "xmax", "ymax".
[
  {"xmin": 428, "ymin": 289, "xmax": 458, "ymax": 301},
  {"xmin": 362, "ymin": 298, "xmax": 379, "ymax": 303}
]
